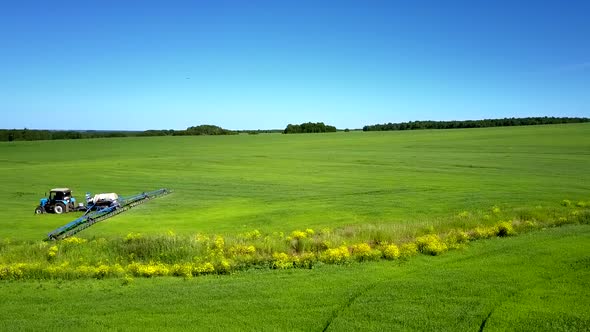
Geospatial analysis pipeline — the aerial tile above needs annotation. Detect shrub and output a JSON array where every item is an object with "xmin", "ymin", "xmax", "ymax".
[
  {"xmin": 399, "ymin": 243, "xmax": 418, "ymax": 258},
  {"xmin": 492, "ymin": 206, "xmax": 501, "ymax": 214},
  {"xmin": 172, "ymin": 263, "xmax": 193, "ymax": 278},
  {"xmin": 0, "ymin": 263, "xmax": 30, "ymax": 280},
  {"xmin": 561, "ymin": 199, "xmax": 572, "ymax": 207},
  {"xmin": 294, "ymin": 252, "xmax": 316, "ymax": 269},
  {"xmin": 321, "ymin": 246, "xmax": 350, "ymax": 264},
  {"xmin": 96, "ymin": 264, "xmax": 110, "ymax": 279},
  {"xmin": 215, "ymin": 259, "xmax": 232, "ymax": 274},
  {"xmin": 576, "ymin": 201, "xmax": 588, "ymax": 208},
  {"xmin": 382, "ymin": 244, "xmax": 400, "ymax": 260},
  {"xmin": 43, "ymin": 262, "xmax": 71, "ymax": 279},
  {"xmin": 445, "ymin": 230, "xmax": 469, "ymax": 248},
  {"xmin": 514, "ymin": 220, "xmax": 537, "ymax": 232},
  {"xmin": 127, "ymin": 262, "xmax": 170, "ymax": 277},
  {"xmin": 229, "ymin": 244, "xmax": 256, "ymax": 256},
  {"xmin": 111, "ymin": 264, "xmax": 125, "ymax": 276},
  {"xmin": 121, "ymin": 275, "xmax": 134, "ymax": 286},
  {"xmin": 290, "ymin": 230, "xmax": 307, "ymax": 240},
  {"xmin": 469, "ymin": 226, "xmax": 497, "ymax": 240},
  {"xmin": 272, "ymin": 252, "xmax": 294, "ymax": 269},
  {"xmin": 350, "ymin": 243, "xmax": 381, "ymax": 262},
  {"xmin": 193, "ymin": 262, "xmax": 215, "ymax": 275},
  {"xmin": 47, "ymin": 245, "xmax": 58, "ymax": 260},
  {"xmin": 415, "ymin": 235, "xmax": 447, "ymax": 256},
  {"xmin": 555, "ymin": 217, "xmax": 571, "ymax": 227},
  {"xmin": 496, "ymin": 221, "xmax": 514, "ymax": 237},
  {"xmin": 212, "ymin": 236, "xmax": 225, "ymax": 252},
  {"xmin": 312, "ymin": 238, "xmax": 330, "ymax": 251}
]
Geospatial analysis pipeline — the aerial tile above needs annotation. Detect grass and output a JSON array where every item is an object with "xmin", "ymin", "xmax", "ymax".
[
  {"xmin": 0, "ymin": 224, "xmax": 588, "ymax": 331},
  {"xmin": 1, "ymin": 123, "xmax": 589, "ymax": 329},
  {"xmin": 0, "ymin": 123, "xmax": 589, "ymax": 241}
]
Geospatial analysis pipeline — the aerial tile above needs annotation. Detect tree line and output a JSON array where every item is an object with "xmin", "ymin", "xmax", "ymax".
[
  {"xmin": 2, "ymin": 117, "xmax": 589, "ymax": 141},
  {"xmin": 0, "ymin": 125, "xmax": 236, "ymax": 142},
  {"xmin": 362, "ymin": 117, "xmax": 589, "ymax": 132},
  {"xmin": 283, "ymin": 122, "xmax": 337, "ymax": 134}
]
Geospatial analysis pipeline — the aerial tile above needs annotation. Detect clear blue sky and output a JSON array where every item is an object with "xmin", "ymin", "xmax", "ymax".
[{"xmin": 1, "ymin": 0, "xmax": 589, "ymax": 130}]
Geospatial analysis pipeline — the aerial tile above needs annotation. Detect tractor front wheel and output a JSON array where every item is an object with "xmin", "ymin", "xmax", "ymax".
[
  {"xmin": 34, "ymin": 206, "xmax": 44, "ymax": 214},
  {"xmin": 54, "ymin": 203, "xmax": 66, "ymax": 214}
]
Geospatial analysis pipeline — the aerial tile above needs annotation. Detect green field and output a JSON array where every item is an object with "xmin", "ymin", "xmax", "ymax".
[
  {"xmin": 1, "ymin": 123, "xmax": 589, "ymax": 240},
  {"xmin": 1, "ymin": 123, "xmax": 589, "ymax": 330}
]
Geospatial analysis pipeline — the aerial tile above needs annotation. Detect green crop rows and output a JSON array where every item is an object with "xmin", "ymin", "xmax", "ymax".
[
  {"xmin": 1, "ymin": 123, "xmax": 589, "ymax": 240},
  {"xmin": 1, "ymin": 123, "xmax": 589, "ymax": 330}
]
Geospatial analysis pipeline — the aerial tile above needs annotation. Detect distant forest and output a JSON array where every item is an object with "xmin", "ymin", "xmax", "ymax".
[
  {"xmin": 362, "ymin": 117, "xmax": 589, "ymax": 132},
  {"xmin": 2, "ymin": 117, "xmax": 589, "ymax": 142},
  {"xmin": 0, "ymin": 125, "xmax": 236, "ymax": 142},
  {"xmin": 283, "ymin": 122, "xmax": 337, "ymax": 134}
]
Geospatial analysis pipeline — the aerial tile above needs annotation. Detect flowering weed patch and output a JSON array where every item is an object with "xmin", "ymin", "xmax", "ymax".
[
  {"xmin": 496, "ymin": 221, "xmax": 514, "ymax": 237},
  {"xmin": 272, "ymin": 252, "xmax": 294, "ymax": 269},
  {"xmin": 0, "ymin": 200, "xmax": 588, "ymax": 280},
  {"xmin": 399, "ymin": 243, "xmax": 418, "ymax": 258},
  {"xmin": 62, "ymin": 237, "xmax": 87, "ymax": 245},
  {"xmin": 46, "ymin": 245, "xmax": 58, "ymax": 260},
  {"xmin": 415, "ymin": 235, "xmax": 448, "ymax": 256},
  {"xmin": 321, "ymin": 246, "xmax": 350, "ymax": 264},
  {"xmin": 351, "ymin": 243, "xmax": 381, "ymax": 262},
  {"xmin": 381, "ymin": 244, "xmax": 400, "ymax": 260},
  {"xmin": 444, "ymin": 230, "xmax": 470, "ymax": 249}
]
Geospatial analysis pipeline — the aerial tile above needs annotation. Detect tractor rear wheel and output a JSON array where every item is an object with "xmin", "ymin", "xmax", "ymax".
[
  {"xmin": 34, "ymin": 206, "xmax": 44, "ymax": 214},
  {"xmin": 54, "ymin": 203, "xmax": 66, "ymax": 214}
]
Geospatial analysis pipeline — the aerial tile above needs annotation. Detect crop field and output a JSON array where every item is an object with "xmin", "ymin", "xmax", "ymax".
[
  {"xmin": 1, "ymin": 123, "xmax": 589, "ymax": 241},
  {"xmin": 1, "ymin": 123, "xmax": 589, "ymax": 330}
]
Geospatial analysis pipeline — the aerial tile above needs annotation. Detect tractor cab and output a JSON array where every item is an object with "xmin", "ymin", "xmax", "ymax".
[
  {"xmin": 35, "ymin": 188, "xmax": 82, "ymax": 214},
  {"xmin": 49, "ymin": 189, "xmax": 68, "ymax": 201}
]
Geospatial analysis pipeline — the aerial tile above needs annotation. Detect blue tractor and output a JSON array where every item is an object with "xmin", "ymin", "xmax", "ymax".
[{"xmin": 34, "ymin": 188, "xmax": 84, "ymax": 214}]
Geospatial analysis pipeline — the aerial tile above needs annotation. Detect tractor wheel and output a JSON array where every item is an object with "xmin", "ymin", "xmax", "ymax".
[
  {"xmin": 34, "ymin": 206, "xmax": 44, "ymax": 214},
  {"xmin": 54, "ymin": 203, "xmax": 66, "ymax": 214}
]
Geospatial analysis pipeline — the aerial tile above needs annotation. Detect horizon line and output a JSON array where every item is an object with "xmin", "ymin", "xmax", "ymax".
[{"xmin": 2, "ymin": 115, "xmax": 588, "ymax": 132}]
